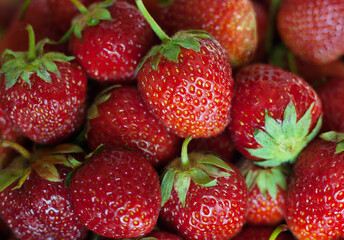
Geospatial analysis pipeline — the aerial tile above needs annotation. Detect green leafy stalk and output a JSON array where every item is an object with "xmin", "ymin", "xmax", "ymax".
[
  {"xmin": 27, "ymin": 25, "xmax": 36, "ymax": 60},
  {"xmin": 181, "ymin": 136, "xmax": 192, "ymax": 169},
  {"xmin": 69, "ymin": 0, "xmax": 89, "ymax": 14},
  {"xmin": 269, "ymin": 224, "xmax": 288, "ymax": 240},
  {"xmin": 19, "ymin": 0, "xmax": 33, "ymax": 20}
]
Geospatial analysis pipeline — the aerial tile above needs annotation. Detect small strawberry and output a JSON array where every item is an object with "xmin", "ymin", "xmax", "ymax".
[
  {"xmin": 228, "ymin": 64, "xmax": 322, "ymax": 167},
  {"xmin": 68, "ymin": 0, "xmax": 155, "ymax": 83},
  {"xmin": 286, "ymin": 132, "xmax": 344, "ymax": 239},
  {"xmin": 86, "ymin": 85, "xmax": 181, "ymax": 168},
  {"xmin": 155, "ymin": 0, "xmax": 257, "ymax": 67},
  {"xmin": 0, "ymin": 25, "xmax": 87, "ymax": 145},
  {"xmin": 159, "ymin": 137, "xmax": 247, "ymax": 240},
  {"xmin": 315, "ymin": 78, "xmax": 344, "ymax": 132},
  {"xmin": 136, "ymin": 0, "xmax": 234, "ymax": 138},
  {"xmin": 69, "ymin": 147, "xmax": 161, "ymax": 239},
  {"xmin": 232, "ymin": 225, "xmax": 294, "ymax": 240},
  {"xmin": 277, "ymin": 0, "xmax": 344, "ymax": 64},
  {"xmin": 0, "ymin": 142, "xmax": 87, "ymax": 240}
]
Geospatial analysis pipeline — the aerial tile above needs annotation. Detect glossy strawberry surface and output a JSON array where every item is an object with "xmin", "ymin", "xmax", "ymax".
[
  {"xmin": 69, "ymin": 148, "xmax": 161, "ymax": 239},
  {"xmin": 0, "ymin": 61, "xmax": 87, "ymax": 145},
  {"xmin": 277, "ymin": 0, "xmax": 344, "ymax": 64},
  {"xmin": 69, "ymin": 1, "xmax": 155, "ymax": 83},
  {"xmin": 138, "ymin": 37, "xmax": 233, "ymax": 138},
  {"xmin": 86, "ymin": 85, "xmax": 181, "ymax": 168}
]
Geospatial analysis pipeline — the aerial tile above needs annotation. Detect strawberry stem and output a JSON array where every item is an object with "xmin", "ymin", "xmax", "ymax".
[
  {"xmin": 0, "ymin": 140, "xmax": 31, "ymax": 160},
  {"xmin": 19, "ymin": 0, "xmax": 33, "ymax": 20},
  {"xmin": 26, "ymin": 25, "xmax": 36, "ymax": 61},
  {"xmin": 269, "ymin": 224, "xmax": 288, "ymax": 240},
  {"xmin": 265, "ymin": 0, "xmax": 281, "ymax": 55},
  {"xmin": 181, "ymin": 137, "xmax": 192, "ymax": 169},
  {"xmin": 136, "ymin": 0, "xmax": 170, "ymax": 43},
  {"xmin": 69, "ymin": 0, "xmax": 89, "ymax": 15}
]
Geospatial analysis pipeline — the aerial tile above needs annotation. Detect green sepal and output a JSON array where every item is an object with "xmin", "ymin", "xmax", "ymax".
[
  {"xmin": 246, "ymin": 101, "xmax": 322, "ymax": 167},
  {"xmin": 320, "ymin": 131, "xmax": 344, "ymax": 154},
  {"xmin": 85, "ymin": 144, "xmax": 105, "ymax": 160},
  {"xmin": 160, "ymin": 168, "xmax": 176, "ymax": 206},
  {"xmin": 255, "ymin": 167, "xmax": 287, "ymax": 199},
  {"xmin": 198, "ymin": 154, "xmax": 233, "ymax": 172},
  {"xmin": 174, "ymin": 171, "xmax": 191, "ymax": 207},
  {"xmin": 44, "ymin": 144, "xmax": 84, "ymax": 155},
  {"xmin": 0, "ymin": 156, "xmax": 31, "ymax": 191},
  {"xmin": 189, "ymin": 168, "xmax": 216, "ymax": 187}
]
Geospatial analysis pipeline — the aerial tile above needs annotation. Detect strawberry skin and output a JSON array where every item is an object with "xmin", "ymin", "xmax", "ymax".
[
  {"xmin": 86, "ymin": 85, "xmax": 181, "ymax": 168},
  {"xmin": 138, "ymin": 37, "xmax": 233, "ymax": 138},
  {"xmin": 0, "ymin": 167, "xmax": 87, "ymax": 240},
  {"xmin": 228, "ymin": 64, "xmax": 322, "ymax": 166},
  {"xmin": 286, "ymin": 137, "xmax": 344, "ymax": 239},
  {"xmin": 69, "ymin": 1, "xmax": 155, "ymax": 83},
  {"xmin": 145, "ymin": 231, "xmax": 183, "ymax": 240},
  {"xmin": 0, "ymin": 61, "xmax": 87, "ymax": 145},
  {"xmin": 156, "ymin": 0, "xmax": 257, "ymax": 67},
  {"xmin": 316, "ymin": 78, "xmax": 344, "ymax": 132},
  {"xmin": 160, "ymin": 162, "xmax": 247, "ymax": 240},
  {"xmin": 69, "ymin": 148, "xmax": 161, "ymax": 239},
  {"xmin": 277, "ymin": 0, "xmax": 344, "ymax": 64}
]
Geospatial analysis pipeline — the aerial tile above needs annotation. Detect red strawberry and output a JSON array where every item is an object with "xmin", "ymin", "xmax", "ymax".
[
  {"xmin": 159, "ymin": 137, "xmax": 247, "ymax": 240},
  {"xmin": 86, "ymin": 85, "xmax": 181, "ymax": 168},
  {"xmin": 316, "ymin": 78, "xmax": 344, "ymax": 132},
  {"xmin": 188, "ymin": 131, "xmax": 236, "ymax": 163},
  {"xmin": 144, "ymin": 231, "xmax": 183, "ymax": 240},
  {"xmin": 286, "ymin": 132, "xmax": 344, "ymax": 239},
  {"xmin": 0, "ymin": 144, "xmax": 87, "ymax": 240},
  {"xmin": 136, "ymin": 0, "xmax": 234, "ymax": 138},
  {"xmin": 0, "ymin": 0, "xmax": 21, "ymax": 28},
  {"xmin": 0, "ymin": 25, "xmax": 87, "ymax": 145},
  {"xmin": 155, "ymin": 0, "xmax": 257, "ymax": 67},
  {"xmin": 68, "ymin": 0, "xmax": 155, "ymax": 83},
  {"xmin": 232, "ymin": 225, "xmax": 294, "ymax": 240},
  {"xmin": 228, "ymin": 64, "xmax": 322, "ymax": 167},
  {"xmin": 69, "ymin": 147, "xmax": 161, "ymax": 239},
  {"xmin": 277, "ymin": 0, "xmax": 344, "ymax": 64}
]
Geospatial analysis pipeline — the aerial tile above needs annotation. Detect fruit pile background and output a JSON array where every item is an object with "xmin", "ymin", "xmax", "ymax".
[{"xmin": 0, "ymin": 0, "xmax": 343, "ymax": 239}]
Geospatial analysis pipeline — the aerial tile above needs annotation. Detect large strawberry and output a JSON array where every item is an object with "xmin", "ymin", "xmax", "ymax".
[
  {"xmin": 136, "ymin": 0, "xmax": 234, "ymax": 138},
  {"xmin": 286, "ymin": 132, "xmax": 344, "ymax": 239},
  {"xmin": 0, "ymin": 143, "xmax": 87, "ymax": 240},
  {"xmin": 155, "ymin": 0, "xmax": 257, "ymax": 67},
  {"xmin": 277, "ymin": 0, "xmax": 344, "ymax": 64},
  {"xmin": 68, "ymin": 0, "xmax": 155, "ymax": 83},
  {"xmin": 228, "ymin": 64, "xmax": 322, "ymax": 167},
  {"xmin": 0, "ymin": 25, "xmax": 87, "ymax": 145},
  {"xmin": 159, "ymin": 137, "xmax": 247, "ymax": 240},
  {"xmin": 316, "ymin": 78, "xmax": 344, "ymax": 132},
  {"xmin": 69, "ymin": 147, "xmax": 161, "ymax": 239},
  {"xmin": 86, "ymin": 85, "xmax": 181, "ymax": 168}
]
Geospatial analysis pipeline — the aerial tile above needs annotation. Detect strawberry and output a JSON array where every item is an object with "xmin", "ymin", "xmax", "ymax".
[
  {"xmin": 68, "ymin": 0, "xmax": 155, "ymax": 83},
  {"xmin": 228, "ymin": 64, "xmax": 322, "ymax": 167},
  {"xmin": 159, "ymin": 137, "xmax": 247, "ymax": 240},
  {"xmin": 69, "ymin": 147, "xmax": 161, "ymax": 239},
  {"xmin": 0, "ymin": 143, "xmax": 87, "ymax": 240},
  {"xmin": 0, "ymin": 25, "xmax": 87, "ymax": 145},
  {"xmin": 144, "ymin": 231, "xmax": 183, "ymax": 240},
  {"xmin": 0, "ymin": 0, "xmax": 21, "ymax": 28},
  {"xmin": 277, "ymin": 0, "xmax": 344, "ymax": 64},
  {"xmin": 136, "ymin": 0, "xmax": 234, "ymax": 139},
  {"xmin": 155, "ymin": 0, "xmax": 257, "ymax": 67},
  {"xmin": 232, "ymin": 225, "xmax": 294, "ymax": 240},
  {"xmin": 86, "ymin": 85, "xmax": 181, "ymax": 168},
  {"xmin": 316, "ymin": 78, "xmax": 344, "ymax": 132},
  {"xmin": 286, "ymin": 132, "xmax": 344, "ymax": 239}
]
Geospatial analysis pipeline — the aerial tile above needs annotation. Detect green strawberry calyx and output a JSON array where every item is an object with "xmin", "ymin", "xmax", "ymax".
[
  {"xmin": 240, "ymin": 158, "xmax": 288, "ymax": 200},
  {"xmin": 246, "ymin": 101, "xmax": 322, "ymax": 167},
  {"xmin": 0, "ymin": 141, "xmax": 83, "ymax": 192},
  {"xmin": 59, "ymin": 0, "xmax": 115, "ymax": 42},
  {"xmin": 161, "ymin": 136, "xmax": 233, "ymax": 207},
  {"xmin": 320, "ymin": 131, "xmax": 344, "ymax": 154},
  {"xmin": 135, "ymin": 0, "xmax": 213, "ymax": 72},
  {"xmin": 0, "ymin": 25, "xmax": 74, "ymax": 90}
]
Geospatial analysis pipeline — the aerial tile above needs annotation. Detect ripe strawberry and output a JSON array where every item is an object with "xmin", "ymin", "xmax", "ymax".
[
  {"xmin": 0, "ymin": 143, "xmax": 87, "ymax": 240},
  {"xmin": 232, "ymin": 225, "xmax": 294, "ymax": 240},
  {"xmin": 68, "ymin": 0, "xmax": 155, "ymax": 83},
  {"xmin": 69, "ymin": 147, "xmax": 161, "ymax": 239},
  {"xmin": 0, "ymin": 25, "xmax": 87, "ymax": 145},
  {"xmin": 144, "ymin": 231, "xmax": 183, "ymax": 240},
  {"xmin": 159, "ymin": 137, "xmax": 247, "ymax": 240},
  {"xmin": 277, "ymin": 0, "xmax": 344, "ymax": 64},
  {"xmin": 86, "ymin": 85, "xmax": 181, "ymax": 168},
  {"xmin": 188, "ymin": 131, "xmax": 236, "ymax": 163},
  {"xmin": 286, "ymin": 132, "xmax": 344, "ymax": 239},
  {"xmin": 136, "ymin": 0, "xmax": 234, "ymax": 138},
  {"xmin": 155, "ymin": 0, "xmax": 257, "ymax": 67},
  {"xmin": 316, "ymin": 78, "xmax": 344, "ymax": 132},
  {"xmin": 0, "ymin": 0, "xmax": 21, "ymax": 28},
  {"xmin": 228, "ymin": 64, "xmax": 322, "ymax": 167}
]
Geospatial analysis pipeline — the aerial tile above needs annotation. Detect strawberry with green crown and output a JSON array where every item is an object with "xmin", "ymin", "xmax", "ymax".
[
  {"xmin": 135, "ymin": 0, "xmax": 234, "ymax": 139},
  {"xmin": 0, "ymin": 25, "xmax": 87, "ymax": 145},
  {"xmin": 228, "ymin": 64, "xmax": 322, "ymax": 167}
]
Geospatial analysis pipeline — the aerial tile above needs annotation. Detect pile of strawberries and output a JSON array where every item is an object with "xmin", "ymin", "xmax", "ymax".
[{"xmin": 0, "ymin": 0, "xmax": 343, "ymax": 239}]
